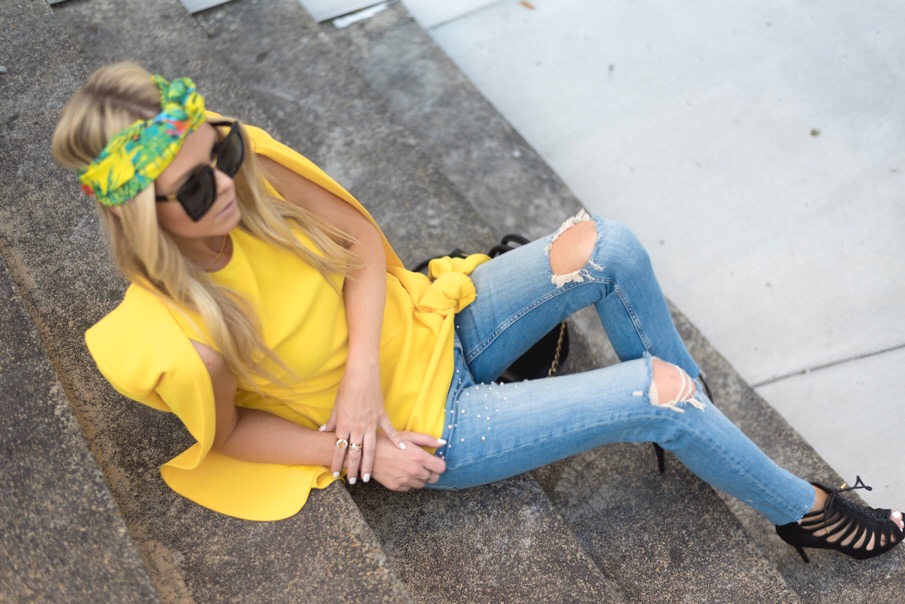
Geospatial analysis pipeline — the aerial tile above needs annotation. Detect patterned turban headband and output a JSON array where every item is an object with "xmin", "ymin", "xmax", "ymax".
[{"xmin": 78, "ymin": 74, "xmax": 206, "ymax": 207}]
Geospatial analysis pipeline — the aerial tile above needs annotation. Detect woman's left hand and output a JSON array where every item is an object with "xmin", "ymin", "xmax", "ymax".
[{"xmin": 321, "ymin": 365, "xmax": 405, "ymax": 483}]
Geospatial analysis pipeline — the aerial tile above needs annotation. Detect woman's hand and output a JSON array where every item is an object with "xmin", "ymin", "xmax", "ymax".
[
  {"xmin": 370, "ymin": 431, "xmax": 447, "ymax": 491},
  {"xmin": 320, "ymin": 365, "xmax": 406, "ymax": 483}
]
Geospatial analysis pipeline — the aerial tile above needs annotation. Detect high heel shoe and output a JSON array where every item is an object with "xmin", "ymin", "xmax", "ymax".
[
  {"xmin": 775, "ymin": 476, "xmax": 904, "ymax": 562},
  {"xmin": 651, "ymin": 373, "xmax": 714, "ymax": 474}
]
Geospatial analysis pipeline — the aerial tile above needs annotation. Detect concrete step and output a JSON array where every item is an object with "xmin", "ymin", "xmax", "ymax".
[
  {"xmin": 189, "ymin": 0, "xmax": 624, "ymax": 600},
  {"xmin": 190, "ymin": 0, "xmax": 493, "ymax": 265},
  {"xmin": 0, "ymin": 226, "xmax": 158, "ymax": 601},
  {"xmin": 350, "ymin": 475, "xmax": 624, "ymax": 603},
  {"xmin": 534, "ymin": 446, "xmax": 802, "ymax": 603},
  {"xmin": 3, "ymin": 0, "xmax": 410, "ymax": 601},
  {"xmin": 327, "ymin": 4, "xmax": 905, "ymax": 601},
  {"xmin": 329, "ymin": 2, "xmax": 583, "ymax": 242}
]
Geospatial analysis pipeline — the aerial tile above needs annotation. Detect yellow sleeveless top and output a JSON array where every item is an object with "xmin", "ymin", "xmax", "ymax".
[{"xmin": 85, "ymin": 120, "xmax": 488, "ymax": 520}]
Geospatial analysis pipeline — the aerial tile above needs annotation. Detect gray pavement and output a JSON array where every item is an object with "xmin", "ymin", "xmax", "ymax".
[{"xmin": 400, "ymin": 0, "xmax": 905, "ymax": 507}]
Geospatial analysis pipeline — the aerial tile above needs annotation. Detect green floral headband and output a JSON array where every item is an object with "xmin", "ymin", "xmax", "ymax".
[{"xmin": 78, "ymin": 75, "xmax": 206, "ymax": 207}]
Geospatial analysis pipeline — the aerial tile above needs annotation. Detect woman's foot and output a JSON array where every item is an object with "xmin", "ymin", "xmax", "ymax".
[
  {"xmin": 808, "ymin": 482, "xmax": 904, "ymax": 548},
  {"xmin": 776, "ymin": 476, "xmax": 904, "ymax": 562}
]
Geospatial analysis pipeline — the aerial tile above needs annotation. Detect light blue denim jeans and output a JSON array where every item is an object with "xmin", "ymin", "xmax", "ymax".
[{"xmin": 426, "ymin": 214, "xmax": 814, "ymax": 525}]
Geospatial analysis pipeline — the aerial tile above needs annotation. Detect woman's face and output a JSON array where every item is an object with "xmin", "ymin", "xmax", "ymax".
[{"xmin": 152, "ymin": 122, "xmax": 242, "ymax": 240}]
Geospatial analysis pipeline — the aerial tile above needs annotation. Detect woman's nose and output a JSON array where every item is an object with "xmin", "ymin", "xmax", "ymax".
[{"xmin": 213, "ymin": 166, "xmax": 234, "ymax": 193}]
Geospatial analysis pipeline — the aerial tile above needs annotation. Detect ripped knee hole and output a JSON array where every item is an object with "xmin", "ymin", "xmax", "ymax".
[
  {"xmin": 546, "ymin": 210, "xmax": 601, "ymax": 286},
  {"xmin": 648, "ymin": 358, "xmax": 704, "ymax": 413}
]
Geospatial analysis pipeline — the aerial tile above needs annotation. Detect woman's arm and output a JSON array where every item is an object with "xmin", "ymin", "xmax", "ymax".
[
  {"xmin": 255, "ymin": 156, "xmax": 406, "ymax": 484},
  {"xmin": 194, "ymin": 340, "xmax": 446, "ymax": 489}
]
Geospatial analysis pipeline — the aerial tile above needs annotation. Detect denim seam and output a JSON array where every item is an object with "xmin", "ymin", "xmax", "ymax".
[{"xmin": 614, "ymin": 283, "xmax": 655, "ymax": 353}]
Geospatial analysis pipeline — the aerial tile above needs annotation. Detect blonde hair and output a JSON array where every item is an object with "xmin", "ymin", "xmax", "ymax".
[{"xmin": 52, "ymin": 62, "xmax": 361, "ymax": 384}]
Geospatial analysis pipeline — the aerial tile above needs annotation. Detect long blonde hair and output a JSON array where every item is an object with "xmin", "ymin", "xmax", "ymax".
[{"xmin": 52, "ymin": 62, "xmax": 362, "ymax": 384}]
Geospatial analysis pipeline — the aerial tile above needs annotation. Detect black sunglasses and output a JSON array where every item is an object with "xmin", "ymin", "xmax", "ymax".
[{"xmin": 155, "ymin": 120, "xmax": 245, "ymax": 221}]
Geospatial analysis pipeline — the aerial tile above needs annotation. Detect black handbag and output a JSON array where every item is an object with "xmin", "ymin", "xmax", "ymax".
[{"xmin": 412, "ymin": 234, "xmax": 569, "ymax": 382}]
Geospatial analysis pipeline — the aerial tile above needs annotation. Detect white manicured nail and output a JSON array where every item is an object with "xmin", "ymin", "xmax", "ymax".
[
  {"xmin": 349, "ymin": 477, "xmax": 356, "ymax": 485},
  {"xmin": 437, "ymin": 438, "xmax": 447, "ymax": 445},
  {"xmin": 363, "ymin": 474, "xmax": 370, "ymax": 483},
  {"xmin": 398, "ymin": 442, "xmax": 407, "ymax": 450},
  {"xmin": 333, "ymin": 471, "xmax": 340, "ymax": 478},
  {"xmin": 319, "ymin": 425, "xmax": 327, "ymax": 432}
]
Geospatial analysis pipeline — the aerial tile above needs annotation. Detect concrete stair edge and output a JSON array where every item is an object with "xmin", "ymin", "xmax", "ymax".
[{"xmin": 0, "ymin": 215, "xmax": 159, "ymax": 602}]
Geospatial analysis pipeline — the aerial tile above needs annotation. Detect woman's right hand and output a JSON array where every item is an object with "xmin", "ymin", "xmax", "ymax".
[{"xmin": 370, "ymin": 431, "xmax": 447, "ymax": 492}]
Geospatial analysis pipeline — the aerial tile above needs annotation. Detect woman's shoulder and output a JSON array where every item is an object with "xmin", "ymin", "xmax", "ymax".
[{"xmin": 85, "ymin": 285, "xmax": 201, "ymax": 411}]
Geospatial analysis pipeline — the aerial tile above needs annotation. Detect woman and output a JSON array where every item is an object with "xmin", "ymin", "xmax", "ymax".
[{"xmin": 53, "ymin": 62, "xmax": 902, "ymax": 562}]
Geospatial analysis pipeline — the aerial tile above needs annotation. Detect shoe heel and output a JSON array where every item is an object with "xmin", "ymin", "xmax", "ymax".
[
  {"xmin": 793, "ymin": 545, "xmax": 810, "ymax": 564},
  {"xmin": 652, "ymin": 443, "xmax": 665, "ymax": 474}
]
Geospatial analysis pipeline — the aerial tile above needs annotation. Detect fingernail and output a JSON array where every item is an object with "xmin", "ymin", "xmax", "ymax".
[
  {"xmin": 894, "ymin": 511, "xmax": 902, "ymax": 519},
  {"xmin": 319, "ymin": 425, "xmax": 327, "ymax": 432},
  {"xmin": 333, "ymin": 471, "xmax": 340, "ymax": 478},
  {"xmin": 437, "ymin": 438, "xmax": 447, "ymax": 445},
  {"xmin": 398, "ymin": 442, "xmax": 407, "ymax": 450},
  {"xmin": 349, "ymin": 477, "xmax": 356, "ymax": 485},
  {"xmin": 363, "ymin": 474, "xmax": 370, "ymax": 483}
]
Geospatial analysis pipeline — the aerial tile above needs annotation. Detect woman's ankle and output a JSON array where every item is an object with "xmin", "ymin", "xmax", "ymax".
[{"xmin": 808, "ymin": 485, "xmax": 828, "ymax": 515}]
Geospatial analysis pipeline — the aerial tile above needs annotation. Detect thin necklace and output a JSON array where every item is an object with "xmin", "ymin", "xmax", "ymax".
[{"xmin": 203, "ymin": 235, "xmax": 229, "ymax": 272}]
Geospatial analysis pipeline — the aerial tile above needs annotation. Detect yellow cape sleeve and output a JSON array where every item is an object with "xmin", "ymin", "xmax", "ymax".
[{"xmin": 85, "ymin": 286, "xmax": 335, "ymax": 521}]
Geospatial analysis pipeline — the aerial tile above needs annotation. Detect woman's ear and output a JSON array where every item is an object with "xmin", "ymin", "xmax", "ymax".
[{"xmin": 108, "ymin": 205, "xmax": 121, "ymax": 219}]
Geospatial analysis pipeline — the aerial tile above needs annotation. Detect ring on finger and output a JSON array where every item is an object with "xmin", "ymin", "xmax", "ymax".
[
  {"xmin": 349, "ymin": 443, "xmax": 363, "ymax": 453},
  {"xmin": 335, "ymin": 438, "xmax": 349, "ymax": 450}
]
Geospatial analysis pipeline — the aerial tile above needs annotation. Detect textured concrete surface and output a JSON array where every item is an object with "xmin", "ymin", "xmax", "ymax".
[
  {"xmin": 534, "ymin": 446, "xmax": 800, "ymax": 604},
  {"xmin": 0, "ymin": 247, "xmax": 158, "ymax": 603},
  {"xmin": 350, "ymin": 474, "xmax": 626, "ymax": 603},
  {"xmin": 192, "ymin": 0, "xmax": 493, "ymax": 266},
  {"xmin": 331, "ymin": 4, "xmax": 586, "ymax": 241}
]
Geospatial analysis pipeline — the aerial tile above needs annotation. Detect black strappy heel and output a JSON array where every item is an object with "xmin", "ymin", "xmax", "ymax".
[
  {"xmin": 775, "ymin": 476, "xmax": 904, "ymax": 562},
  {"xmin": 651, "ymin": 373, "xmax": 713, "ymax": 474}
]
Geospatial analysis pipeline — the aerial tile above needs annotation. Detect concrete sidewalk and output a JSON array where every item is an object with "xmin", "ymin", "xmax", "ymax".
[{"xmin": 400, "ymin": 0, "xmax": 905, "ymax": 506}]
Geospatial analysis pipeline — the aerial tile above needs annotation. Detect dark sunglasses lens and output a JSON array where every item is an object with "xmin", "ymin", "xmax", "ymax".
[
  {"xmin": 217, "ymin": 124, "xmax": 245, "ymax": 177},
  {"xmin": 177, "ymin": 166, "xmax": 216, "ymax": 221}
]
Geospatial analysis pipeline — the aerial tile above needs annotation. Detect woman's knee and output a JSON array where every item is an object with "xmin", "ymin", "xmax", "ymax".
[
  {"xmin": 545, "ymin": 214, "xmax": 653, "ymax": 286},
  {"xmin": 545, "ymin": 210, "xmax": 600, "ymax": 286},
  {"xmin": 648, "ymin": 358, "xmax": 704, "ymax": 415},
  {"xmin": 549, "ymin": 221, "xmax": 597, "ymax": 276},
  {"xmin": 601, "ymin": 219, "xmax": 654, "ymax": 277}
]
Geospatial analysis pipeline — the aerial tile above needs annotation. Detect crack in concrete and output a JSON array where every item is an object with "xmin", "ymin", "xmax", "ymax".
[{"xmin": 752, "ymin": 343, "xmax": 905, "ymax": 388}]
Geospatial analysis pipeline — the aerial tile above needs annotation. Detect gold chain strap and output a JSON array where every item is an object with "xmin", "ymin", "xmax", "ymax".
[{"xmin": 547, "ymin": 321, "xmax": 567, "ymax": 377}]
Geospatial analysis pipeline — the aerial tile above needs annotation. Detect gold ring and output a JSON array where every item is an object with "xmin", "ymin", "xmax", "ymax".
[
  {"xmin": 349, "ymin": 443, "xmax": 363, "ymax": 453},
  {"xmin": 335, "ymin": 438, "xmax": 349, "ymax": 450}
]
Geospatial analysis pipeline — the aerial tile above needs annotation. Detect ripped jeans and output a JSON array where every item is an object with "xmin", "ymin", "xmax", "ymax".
[{"xmin": 427, "ymin": 213, "xmax": 815, "ymax": 525}]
